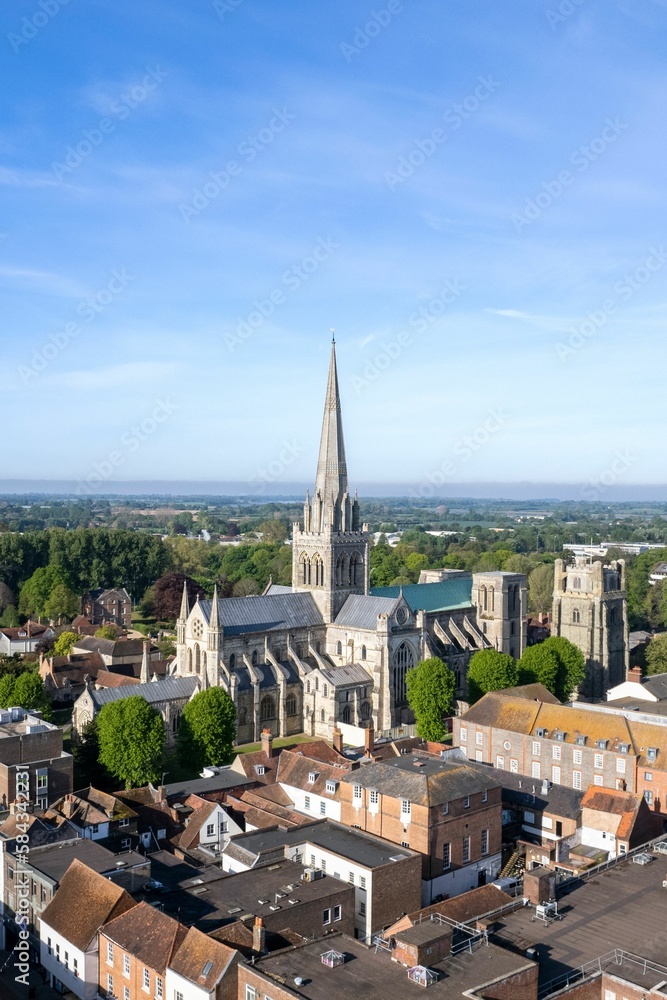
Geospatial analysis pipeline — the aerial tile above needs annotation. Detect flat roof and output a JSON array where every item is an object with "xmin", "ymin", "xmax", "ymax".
[
  {"xmin": 155, "ymin": 859, "xmax": 351, "ymax": 932},
  {"xmin": 26, "ymin": 839, "xmax": 145, "ymax": 883},
  {"xmin": 225, "ymin": 819, "xmax": 415, "ymax": 870},
  {"xmin": 253, "ymin": 933, "xmax": 534, "ymax": 1000},
  {"xmin": 492, "ymin": 850, "xmax": 667, "ymax": 988},
  {"xmin": 163, "ymin": 770, "xmax": 254, "ymax": 798}
]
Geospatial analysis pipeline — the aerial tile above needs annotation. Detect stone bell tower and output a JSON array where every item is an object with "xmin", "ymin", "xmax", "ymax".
[{"xmin": 292, "ymin": 339, "xmax": 369, "ymax": 622}]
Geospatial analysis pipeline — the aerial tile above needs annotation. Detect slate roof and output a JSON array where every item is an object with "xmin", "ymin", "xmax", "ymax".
[
  {"xmin": 50, "ymin": 786, "xmax": 138, "ymax": 826},
  {"xmin": 73, "ymin": 635, "xmax": 153, "ymax": 657},
  {"xmin": 341, "ymin": 754, "xmax": 502, "ymax": 807},
  {"xmin": 642, "ymin": 672, "xmax": 667, "ymax": 700},
  {"xmin": 197, "ymin": 593, "xmax": 323, "ymax": 636},
  {"xmin": 318, "ymin": 662, "xmax": 373, "ymax": 687},
  {"xmin": 88, "ymin": 674, "xmax": 199, "ymax": 708},
  {"xmin": 499, "ymin": 770, "xmax": 584, "ymax": 820},
  {"xmin": 28, "ymin": 838, "xmax": 145, "ymax": 882},
  {"xmin": 177, "ymin": 798, "xmax": 220, "ymax": 851},
  {"xmin": 334, "ymin": 594, "xmax": 398, "ymax": 629},
  {"xmin": 39, "ymin": 858, "xmax": 136, "ymax": 951},
  {"xmin": 370, "ymin": 578, "xmax": 473, "ymax": 612},
  {"xmin": 102, "ymin": 901, "xmax": 188, "ymax": 974}
]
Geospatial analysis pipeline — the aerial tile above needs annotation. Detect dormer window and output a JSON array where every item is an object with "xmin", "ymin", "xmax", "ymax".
[
  {"xmin": 575, "ymin": 735, "xmax": 586, "ymax": 746},
  {"xmin": 536, "ymin": 728, "xmax": 546, "ymax": 739},
  {"xmin": 596, "ymin": 739, "xmax": 608, "ymax": 751},
  {"xmin": 325, "ymin": 780, "xmax": 337, "ymax": 794},
  {"xmin": 308, "ymin": 771, "xmax": 318, "ymax": 783},
  {"xmin": 618, "ymin": 743, "xmax": 629, "ymax": 754},
  {"xmin": 255, "ymin": 765, "xmax": 266, "ymax": 776},
  {"xmin": 554, "ymin": 731, "xmax": 565, "ymax": 742},
  {"xmin": 647, "ymin": 747, "xmax": 658, "ymax": 761}
]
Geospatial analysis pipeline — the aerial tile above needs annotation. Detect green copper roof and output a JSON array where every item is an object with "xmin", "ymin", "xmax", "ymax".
[{"xmin": 370, "ymin": 578, "xmax": 473, "ymax": 613}]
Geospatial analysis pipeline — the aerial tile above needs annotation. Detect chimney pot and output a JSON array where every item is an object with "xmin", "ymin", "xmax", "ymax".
[
  {"xmin": 332, "ymin": 728, "xmax": 343, "ymax": 754},
  {"xmin": 261, "ymin": 728, "xmax": 274, "ymax": 759},
  {"xmin": 364, "ymin": 726, "xmax": 375, "ymax": 756},
  {"xmin": 253, "ymin": 915, "xmax": 266, "ymax": 954}
]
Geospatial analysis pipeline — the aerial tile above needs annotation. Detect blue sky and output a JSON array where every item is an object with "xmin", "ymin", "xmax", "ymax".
[{"xmin": 1, "ymin": 0, "xmax": 666, "ymax": 497}]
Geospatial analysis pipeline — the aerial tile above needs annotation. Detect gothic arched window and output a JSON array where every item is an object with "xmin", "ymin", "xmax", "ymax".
[
  {"xmin": 609, "ymin": 608, "xmax": 617, "ymax": 625},
  {"xmin": 361, "ymin": 701, "xmax": 372, "ymax": 721},
  {"xmin": 286, "ymin": 694, "xmax": 297, "ymax": 716},
  {"xmin": 172, "ymin": 711, "xmax": 180, "ymax": 733},
  {"xmin": 341, "ymin": 704, "xmax": 351, "ymax": 724},
  {"xmin": 573, "ymin": 577, "xmax": 581, "ymax": 590},
  {"xmin": 336, "ymin": 641, "xmax": 342, "ymax": 656},
  {"xmin": 251, "ymin": 650, "xmax": 258, "ymax": 665},
  {"xmin": 349, "ymin": 553, "xmax": 361, "ymax": 586},
  {"xmin": 572, "ymin": 608, "xmax": 581, "ymax": 624},
  {"xmin": 393, "ymin": 642, "xmax": 415, "ymax": 706},
  {"xmin": 361, "ymin": 645, "xmax": 367, "ymax": 660},
  {"xmin": 260, "ymin": 696, "xmax": 275, "ymax": 721},
  {"xmin": 488, "ymin": 586, "xmax": 495, "ymax": 613},
  {"xmin": 301, "ymin": 554, "xmax": 311, "ymax": 586},
  {"xmin": 480, "ymin": 586, "xmax": 488, "ymax": 611},
  {"xmin": 187, "ymin": 647, "xmax": 192, "ymax": 673},
  {"xmin": 320, "ymin": 708, "xmax": 325, "ymax": 723},
  {"xmin": 238, "ymin": 707, "xmax": 247, "ymax": 726},
  {"xmin": 229, "ymin": 653, "xmax": 236, "ymax": 670},
  {"xmin": 194, "ymin": 644, "xmax": 201, "ymax": 675}
]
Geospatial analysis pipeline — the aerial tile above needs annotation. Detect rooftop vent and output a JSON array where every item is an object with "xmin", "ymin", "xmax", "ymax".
[
  {"xmin": 321, "ymin": 950, "xmax": 346, "ymax": 968},
  {"xmin": 200, "ymin": 961, "xmax": 213, "ymax": 980}
]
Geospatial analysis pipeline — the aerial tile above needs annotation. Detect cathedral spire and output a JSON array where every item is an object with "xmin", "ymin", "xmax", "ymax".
[
  {"xmin": 178, "ymin": 580, "xmax": 189, "ymax": 622},
  {"xmin": 314, "ymin": 340, "xmax": 348, "ymax": 528},
  {"xmin": 140, "ymin": 640, "xmax": 150, "ymax": 684},
  {"xmin": 209, "ymin": 584, "xmax": 219, "ymax": 630}
]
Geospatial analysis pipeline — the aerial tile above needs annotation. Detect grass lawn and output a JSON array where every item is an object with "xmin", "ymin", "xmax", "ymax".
[{"xmin": 233, "ymin": 733, "xmax": 315, "ymax": 754}]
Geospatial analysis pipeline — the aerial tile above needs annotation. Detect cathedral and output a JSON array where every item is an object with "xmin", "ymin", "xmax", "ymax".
[{"xmin": 174, "ymin": 342, "xmax": 528, "ymax": 743}]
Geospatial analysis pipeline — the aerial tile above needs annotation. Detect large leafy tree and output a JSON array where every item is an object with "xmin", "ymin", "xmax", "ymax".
[
  {"xmin": 527, "ymin": 563, "xmax": 554, "ymax": 614},
  {"xmin": 18, "ymin": 566, "xmax": 72, "ymax": 619},
  {"xmin": 97, "ymin": 696, "xmax": 165, "ymax": 788},
  {"xmin": 142, "ymin": 572, "xmax": 201, "ymax": 622},
  {"xmin": 177, "ymin": 687, "xmax": 237, "ymax": 770},
  {"xmin": 0, "ymin": 582, "xmax": 14, "ymax": 614},
  {"xmin": 53, "ymin": 631, "xmax": 79, "ymax": 656},
  {"xmin": 646, "ymin": 634, "xmax": 667, "ymax": 676},
  {"xmin": 406, "ymin": 657, "xmax": 456, "ymax": 741},
  {"xmin": 467, "ymin": 649, "xmax": 518, "ymax": 704},
  {"xmin": 44, "ymin": 583, "xmax": 80, "ymax": 622},
  {"xmin": 520, "ymin": 636, "xmax": 585, "ymax": 701},
  {"xmin": 12, "ymin": 672, "xmax": 51, "ymax": 717}
]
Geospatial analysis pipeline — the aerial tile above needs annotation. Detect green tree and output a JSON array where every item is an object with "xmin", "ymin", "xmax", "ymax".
[
  {"xmin": 18, "ymin": 566, "xmax": 71, "ymax": 619},
  {"xmin": 528, "ymin": 563, "xmax": 554, "ymax": 614},
  {"xmin": 177, "ymin": 687, "xmax": 237, "ymax": 770},
  {"xmin": 520, "ymin": 636, "xmax": 585, "ymax": 701},
  {"xmin": 53, "ymin": 631, "xmax": 79, "ymax": 656},
  {"xmin": 97, "ymin": 696, "xmax": 165, "ymax": 788},
  {"xmin": 0, "ymin": 582, "xmax": 14, "ymax": 614},
  {"xmin": 503, "ymin": 554, "xmax": 533, "ymax": 575},
  {"xmin": 44, "ymin": 583, "xmax": 80, "ymax": 622},
  {"xmin": 646, "ymin": 634, "xmax": 667, "ymax": 676},
  {"xmin": 406, "ymin": 657, "xmax": 456, "ymax": 741},
  {"xmin": 12, "ymin": 672, "xmax": 50, "ymax": 716},
  {"xmin": 95, "ymin": 624, "xmax": 119, "ymax": 640},
  {"xmin": 0, "ymin": 675, "xmax": 15, "ymax": 707},
  {"xmin": 467, "ymin": 649, "xmax": 518, "ymax": 704},
  {"xmin": 72, "ymin": 719, "xmax": 112, "ymax": 789},
  {"xmin": 0, "ymin": 605, "xmax": 19, "ymax": 627}
]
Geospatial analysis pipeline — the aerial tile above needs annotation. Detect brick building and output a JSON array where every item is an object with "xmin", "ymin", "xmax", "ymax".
[
  {"xmin": 99, "ymin": 901, "xmax": 237, "ymax": 1000},
  {"xmin": 454, "ymin": 691, "xmax": 667, "ymax": 822},
  {"xmin": 339, "ymin": 747, "xmax": 503, "ymax": 901},
  {"xmin": 0, "ymin": 706, "xmax": 73, "ymax": 810},
  {"xmin": 82, "ymin": 586, "xmax": 132, "ymax": 628}
]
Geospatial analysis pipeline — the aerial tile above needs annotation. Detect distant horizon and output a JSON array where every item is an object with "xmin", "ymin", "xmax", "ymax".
[{"xmin": 2, "ymin": 480, "xmax": 667, "ymax": 503}]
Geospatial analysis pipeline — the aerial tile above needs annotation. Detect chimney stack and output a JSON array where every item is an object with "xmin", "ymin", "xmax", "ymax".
[
  {"xmin": 261, "ymin": 728, "xmax": 274, "ymax": 759},
  {"xmin": 332, "ymin": 728, "xmax": 343, "ymax": 754},
  {"xmin": 627, "ymin": 665, "xmax": 643, "ymax": 684},
  {"xmin": 252, "ymin": 916, "xmax": 266, "ymax": 954},
  {"xmin": 364, "ymin": 726, "xmax": 375, "ymax": 757}
]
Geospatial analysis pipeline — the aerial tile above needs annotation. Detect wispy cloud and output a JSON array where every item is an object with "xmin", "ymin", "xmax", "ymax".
[{"xmin": 0, "ymin": 266, "xmax": 88, "ymax": 298}]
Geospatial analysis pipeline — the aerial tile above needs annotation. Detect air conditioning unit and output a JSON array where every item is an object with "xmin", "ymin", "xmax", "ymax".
[{"xmin": 302, "ymin": 867, "xmax": 324, "ymax": 882}]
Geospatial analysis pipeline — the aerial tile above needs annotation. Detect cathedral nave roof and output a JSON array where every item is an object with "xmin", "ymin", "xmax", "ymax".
[{"xmin": 197, "ymin": 592, "xmax": 323, "ymax": 635}]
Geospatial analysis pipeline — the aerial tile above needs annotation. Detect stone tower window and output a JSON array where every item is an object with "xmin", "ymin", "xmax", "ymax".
[
  {"xmin": 286, "ymin": 695, "xmax": 297, "ymax": 715},
  {"xmin": 572, "ymin": 609, "xmax": 580, "ymax": 624},
  {"xmin": 252, "ymin": 650, "xmax": 258, "ymax": 665},
  {"xmin": 573, "ymin": 577, "xmax": 581, "ymax": 590},
  {"xmin": 341, "ymin": 704, "xmax": 351, "ymax": 724},
  {"xmin": 393, "ymin": 642, "xmax": 415, "ymax": 705},
  {"xmin": 229, "ymin": 653, "xmax": 236, "ymax": 670},
  {"xmin": 337, "ymin": 641, "xmax": 342, "ymax": 655},
  {"xmin": 361, "ymin": 645, "xmax": 367, "ymax": 660}
]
